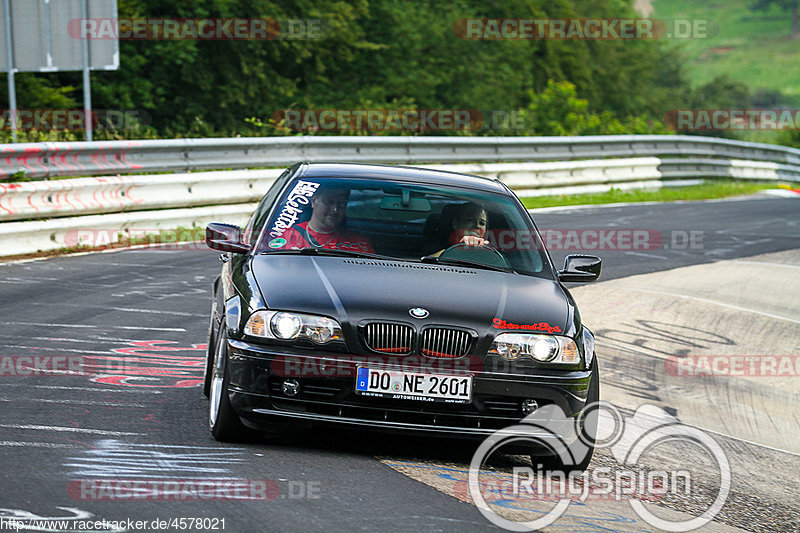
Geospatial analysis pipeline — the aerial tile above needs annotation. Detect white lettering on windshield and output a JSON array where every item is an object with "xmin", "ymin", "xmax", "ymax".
[{"xmin": 269, "ymin": 181, "xmax": 320, "ymax": 238}]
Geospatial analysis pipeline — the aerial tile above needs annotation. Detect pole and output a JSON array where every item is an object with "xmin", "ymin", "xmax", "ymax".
[
  {"xmin": 3, "ymin": 0, "xmax": 17, "ymax": 142},
  {"xmin": 80, "ymin": 0, "xmax": 92, "ymax": 141}
]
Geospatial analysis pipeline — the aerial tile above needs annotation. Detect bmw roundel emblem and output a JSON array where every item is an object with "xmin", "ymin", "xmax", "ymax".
[{"xmin": 409, "ymin": 307, "xmax": 429, "ymax": 319}]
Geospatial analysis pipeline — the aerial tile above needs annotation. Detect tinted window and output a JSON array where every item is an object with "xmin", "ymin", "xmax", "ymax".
[{"xmin": 258, "ymin": 176, "xmax": 552, "ymax": 278}]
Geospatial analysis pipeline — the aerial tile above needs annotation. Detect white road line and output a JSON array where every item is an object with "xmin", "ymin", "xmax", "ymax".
[
  {"xmin": 26, "ymin": 302, "xmax": 205, "ymax": 317},
  {"xmin": 72, "ymin": 261, "xmax": 196, "ymax": 269},
  {"xmin": 0, "ymin": 336, "xmax": 132, "ymax": 345},
  {"xmin": 694, "ymin": 425, "xmax": 800, "ymax": 458},
  {"xmin": 103, "ymin": 443, "xmax": 242, "ymax": 449},
  {"xmin": 0, "ymin": 384, "xmax": 162, "ymax": 394},
  {"xmin": 0, "ymin": 344, "xmax": 201, "ymax": 358},
  {"xmin": 0, "ymin": 244, "xmax": 195, "ymax": 266},
  {"xmin": 0, "ymin": 398, "xmax": 149, "ymax": 408},
  {"xmin": 624, "ymin": 287, "xmax": 800, "ymax": 324},
  {"xmin": 0, "ymin": 256, "xmax": 54, "ymax": 266},
  {"xmin": 0, "ymin": 322, "xmax": 186, "ymax": 332},
  {"xmin": 624, "ymin": 251, "xmax": 668, "ymax": 259},
  {"xmin": 0, "ymin": 424, "xmax": 143, "ymax": 436},
  {"xmin": 0, "ymin": 335, "xmax": 189, "ymax": 345},
  {"xmin": 0, "ymin": 344, "xmax": 128, "ymax": 356},
  {"xmin": 0, "ymin": 277, "xmax": 62, "ymax": 282},
  {"xmin": 0, "ymin": 441, "xmax": 82, "ymax": 448}
]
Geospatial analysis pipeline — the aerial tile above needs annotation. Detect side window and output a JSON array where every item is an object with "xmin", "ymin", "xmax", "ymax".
[{"xmin": 244, "ymin": 169, "xmax": 292, "ymax": 245}]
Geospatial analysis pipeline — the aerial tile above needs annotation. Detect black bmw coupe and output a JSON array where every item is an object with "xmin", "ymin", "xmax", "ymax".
[{"xmin": 204, "ymin": 162, "xmax": 601, "ymax": 462}]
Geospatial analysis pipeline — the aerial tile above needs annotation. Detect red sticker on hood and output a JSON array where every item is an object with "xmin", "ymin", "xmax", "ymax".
[{"xmin": 492, "ymin": 318, "xmax": 562, "ymax": 334}]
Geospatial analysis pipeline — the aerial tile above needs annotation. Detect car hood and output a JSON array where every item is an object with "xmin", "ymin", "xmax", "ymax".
[{"xmin": 251, "ymin": 255, "xmax": 569, "ymax": 335}]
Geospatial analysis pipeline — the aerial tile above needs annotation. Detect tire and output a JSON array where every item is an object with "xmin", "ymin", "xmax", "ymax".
[
  {"xmin": 208, "ymin": 324, "xmax": 259, "ymax": 442},
  {"xmin": 203, "ymin": 295, "xmax": 219, "ymax": 398},
  {"xmin": 572, "ymin": 355, "xmax": 599, "ymax": 471},
  {"xmin": 530, "ymin": 356, "xmax": 599, "ymax": 473},
  {"xmin": 202, "ymin": 317, "xmax": 216, "ymax": 398}
]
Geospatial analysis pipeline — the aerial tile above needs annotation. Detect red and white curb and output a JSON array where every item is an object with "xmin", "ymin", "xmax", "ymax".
[{"xmin": 764, "ymin": 188, "xmax": 800, "ymax": 197}]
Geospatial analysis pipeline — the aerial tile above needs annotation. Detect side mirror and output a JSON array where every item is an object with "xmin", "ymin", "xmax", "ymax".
[
  {"xmin": 558, "ymin": 254, "xmax": 601, "ymax": 283},
  {"xmin": 206, "ymin": 223, "xmax": 251, "ymax": 254}
]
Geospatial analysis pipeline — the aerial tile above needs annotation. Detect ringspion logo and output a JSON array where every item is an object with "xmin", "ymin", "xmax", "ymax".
[{"xmin": 469, "ymin": 402, "xmax": 730, "ymax": 531}]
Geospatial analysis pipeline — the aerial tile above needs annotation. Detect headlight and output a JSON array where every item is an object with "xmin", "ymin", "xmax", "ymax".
[
  {"xmin": 272, "ymin": 313, "xmax": 303, "ymax": 339},
  {"xmin": 244, "ymin": 310, "xmax": 343, "ymax": 344},
  {"xmin": 488, "ymin": 333, "xmax": 580, "ymax": 364}
]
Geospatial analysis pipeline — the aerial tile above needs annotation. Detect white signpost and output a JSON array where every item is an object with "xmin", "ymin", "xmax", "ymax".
[{"xmin": 0, "ymin": 0, "xmax": 119, "ymax": 141}]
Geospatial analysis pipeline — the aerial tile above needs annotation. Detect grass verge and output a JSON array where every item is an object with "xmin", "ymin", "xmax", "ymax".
[{"xmin": 520, "ymin": 180, "xmax": 796, "ymax": 209}]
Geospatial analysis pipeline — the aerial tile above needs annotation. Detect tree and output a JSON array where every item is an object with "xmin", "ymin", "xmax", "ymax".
[
  {"xmin": 750, "ymin": 0, "xmax": 799, "ymax": 39},
  {"xmin": 77, "ymin": 0, "xmax": 694, "ymax": 137}
]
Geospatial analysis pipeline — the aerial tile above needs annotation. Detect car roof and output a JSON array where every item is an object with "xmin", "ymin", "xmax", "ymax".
[{"xmin": 295, "ymin": 162, "xmax": 508, "ymax": 194}]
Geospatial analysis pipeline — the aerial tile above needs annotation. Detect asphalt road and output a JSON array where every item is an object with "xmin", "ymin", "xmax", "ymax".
[
  {"xmin": 533, "ymin": 194, "xmax": 800, "ymax": 280},
  {"xmin": 0, "ymin": 194, "xmax": 797, "ymax": 533}
]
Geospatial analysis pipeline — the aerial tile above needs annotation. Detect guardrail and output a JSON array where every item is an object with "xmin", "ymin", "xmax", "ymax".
[
  {"xmin": 660, "ymin": 158, "xmax": 800, "ymax": 182},
  {"xmin": 1, "ymin": 134, "xmax": 799, "ymax": 180},
  {"xmin": 0, "ymin": 169, "xmax": 282, "ymax": 222},
  {"xmin": 0, "ymin": 158, "xmax": 663, "ymax": 222},
  {"xmin": 0, "ymin": 204, "xmax": 257, "ymax": 258},
  {"xmin": 1, "ymin": 135, "xmax": 798, "ymax": 258}
]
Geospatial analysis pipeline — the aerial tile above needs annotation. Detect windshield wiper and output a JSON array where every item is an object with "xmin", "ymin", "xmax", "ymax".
[
  {"xmin": 262, "ymin": 247, "xmax": 398, "ymax": 261},
  {"xmin": 419, "ymin": 255, "xmax": 514, "ymax": 273}
]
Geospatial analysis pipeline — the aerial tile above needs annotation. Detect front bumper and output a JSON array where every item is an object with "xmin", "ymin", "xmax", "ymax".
[{"xmin": 225, "ymin": 338, "xmax": 594, "ymax": 437}]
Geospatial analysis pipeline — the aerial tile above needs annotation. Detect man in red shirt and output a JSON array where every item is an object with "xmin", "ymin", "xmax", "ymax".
[{"xmin": 279, "ymin": 186, "xmax": 374, "ymax": 253}]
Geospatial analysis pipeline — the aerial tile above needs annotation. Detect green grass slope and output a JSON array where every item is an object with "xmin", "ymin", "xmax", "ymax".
[{"xmin": 650, "ymin": 0, "xmax": 800, "ymax": 102}]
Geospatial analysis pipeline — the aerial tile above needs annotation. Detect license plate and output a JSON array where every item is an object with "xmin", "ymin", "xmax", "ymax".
[{"xmin": 355, "ymin": 367, "xmax": 472, "ymax": 403}]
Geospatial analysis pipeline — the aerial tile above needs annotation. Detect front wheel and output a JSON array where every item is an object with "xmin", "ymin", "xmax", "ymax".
[
  {"xmin": 530, "ymin": 356, "xmax": 599, "ymax": 473},
  {"xmin": 208, "ymin": 324, "xmax": 258, "ymax": 442},
  {"xmin": 202, "ymin": 307, "xmax": 216, "ymax": 398}
]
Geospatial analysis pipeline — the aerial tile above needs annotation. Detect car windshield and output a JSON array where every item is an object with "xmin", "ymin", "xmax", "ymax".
[{"xmin": 257, "ymin": 176, "xmax": 553, "ymax": 278}]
